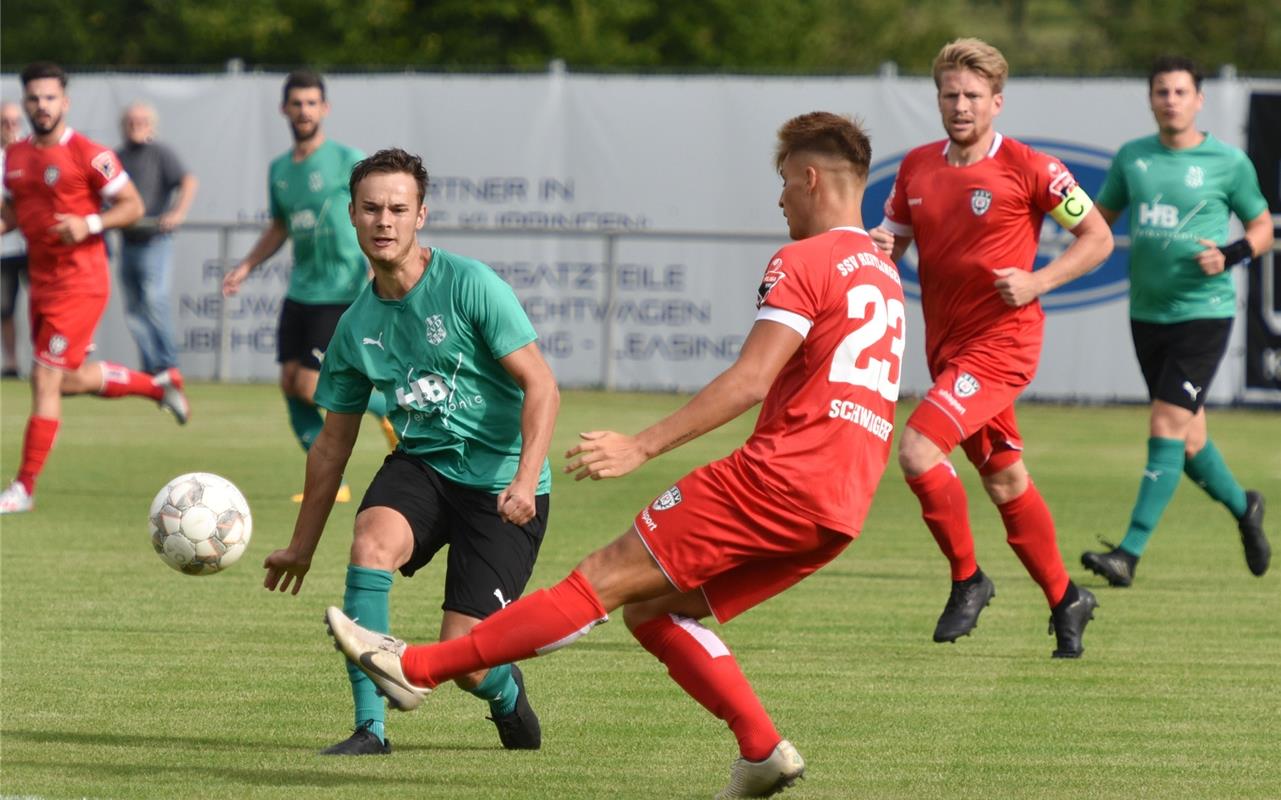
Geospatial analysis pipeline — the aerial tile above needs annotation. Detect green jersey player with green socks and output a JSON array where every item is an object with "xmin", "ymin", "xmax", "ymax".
[
  {"xmin": 261, "ymin": 147, "xmax": 560, "ymax": 755},
  {"xmin": 222, "ymin": 69, "xmax": 397, "ymax": 503},
  {"xmin": 1082, "ymin": 56, "xmax": 1273, "ymax": 587}
]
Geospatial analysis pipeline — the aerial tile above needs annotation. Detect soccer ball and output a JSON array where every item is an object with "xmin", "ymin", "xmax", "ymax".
[{"xmin": 149, "ymin": 472, "xmax": 253, "ymax": 575}]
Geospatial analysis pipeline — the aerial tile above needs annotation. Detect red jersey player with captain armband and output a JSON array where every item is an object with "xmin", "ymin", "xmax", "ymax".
[
  {"xmin": 0, "ymin": 62, "xmax": 189, "ymax": 515},
  {"xmin": 872, "ymin": 38, "xmax": 1114, "ymax": 658}
]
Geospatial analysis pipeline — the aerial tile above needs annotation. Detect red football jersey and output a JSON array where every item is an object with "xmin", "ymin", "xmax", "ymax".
[
  {"xmin": 738, "ymin": 227, "xmax": 905, "ymax": 536},
  {"xmin": 882, "ymin": 134, "xmax": 1081, "ymax": 372},
  {"xmin": 3, "ymin": 128, "xmax": 129, "ymax": 298}
]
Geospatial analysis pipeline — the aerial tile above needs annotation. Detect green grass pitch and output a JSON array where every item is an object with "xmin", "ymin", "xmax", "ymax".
[{"xmin": 1, "ymin": 381, "xmax": 1278, "ymax": 799}]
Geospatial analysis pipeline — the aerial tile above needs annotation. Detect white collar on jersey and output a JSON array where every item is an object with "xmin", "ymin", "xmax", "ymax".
[
  {"xmin": 939, "ymin": 131, "xmax": 1004, "ymax": 160},
  {"xmin": 830, "ymin": 226, "xmax": 868, "ymax": 235},
  {"xmin": 54, "ymin": 127, "xmax": 74, "ymax": 145}
]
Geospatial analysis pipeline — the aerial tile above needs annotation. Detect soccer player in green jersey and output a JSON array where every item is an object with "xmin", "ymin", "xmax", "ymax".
[
  {"xmin": 261, "ymin": 148, "xmax": 560, "ymax": 756},
  {"xmin": 222, "ymin": 69, "xmax": 396, "ymax": 503},
  {"xmin": 1081, "ymin": 56, "xmax": 1273, "ymax": 587}
]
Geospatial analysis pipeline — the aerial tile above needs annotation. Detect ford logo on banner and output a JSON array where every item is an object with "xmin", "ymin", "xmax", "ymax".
[{"xmin": 862, "ymin": 140, "xmax": 1130, "ymax": 312}]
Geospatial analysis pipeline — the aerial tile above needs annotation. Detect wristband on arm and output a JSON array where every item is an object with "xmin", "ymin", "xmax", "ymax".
[
  {"xmin": 1218, "ymin": 238, "xmax": 1253, "ymax": 267},
  {"xmin": 85, "ymin": 213, "xmax": 104, "ymax": 235}
]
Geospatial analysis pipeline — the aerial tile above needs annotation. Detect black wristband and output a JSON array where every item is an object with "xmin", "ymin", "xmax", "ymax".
[{"xmin": 1218, "ymin": 238, "xmax": 1253, "ymax": 267}]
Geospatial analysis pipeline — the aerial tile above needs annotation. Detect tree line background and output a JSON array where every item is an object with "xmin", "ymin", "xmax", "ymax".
[{"xmin": 2, "ymin": 0, "xmax": 1279, "ymax": 77}]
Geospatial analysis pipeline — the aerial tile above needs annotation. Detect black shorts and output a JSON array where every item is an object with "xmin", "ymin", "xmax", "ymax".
[
  {"xmin": 1, "ymin": 254, "xmax": 28, "ymax": 320},
  {"xmin": 359, "ymin": 450, "xmax": 550, "ymax": 620},
  {"xmin": 1131, "ymin": 318, "xmax": 1232, "ymax": 412},
  {"xmin": 276, "ymin": 298, "xmax": 349, "ymax": 369}
]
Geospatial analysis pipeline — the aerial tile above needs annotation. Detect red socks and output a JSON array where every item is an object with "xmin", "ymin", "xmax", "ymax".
[
  {"xmin": 907, "ymin": 461, "xmax": 977, "ymax": 581},
  {"xmin": 17, "ymin": 415, "xmax": 59, "ymax": 494},
  {"xmin": 98, "ymin": 362, "xmax": 163, "ymax": 400},
  {"xmin": 632, "ymin": 613, "xmax": 781, "ymax": 762},
  {"xmin": 402, "ymin": 569, "xmax": 608, "ymax": 688},
  {"xmin": 998, "ymin": 481, "xmax": 1069, "ymax": 607}
]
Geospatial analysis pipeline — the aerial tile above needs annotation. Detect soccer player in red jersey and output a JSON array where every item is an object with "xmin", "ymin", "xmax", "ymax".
[
  {"xmin": 321, "ymin": 112, "xmax": 904, "ymax": 798},
  {"xmin": 0, "ymin": 62, "xmax": 189, "ymax": 514},
  {"xmin": 871, "ymin": 39, "xmax": 1114, "ymax": 657}
]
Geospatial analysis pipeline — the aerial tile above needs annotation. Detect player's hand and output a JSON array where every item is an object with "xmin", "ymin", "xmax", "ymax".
[
  {"xmin": 1195, "ymin": 239, "xmax": 1227, "ymax": 276},
  {"xmin": 992, "ymin": 267, "xmax": 1044, "ymax": 307},
  {"xmin": 157, "ymin": 210, "xmax": 184, "ymax": 233},
  {"xmin": 222, "ymin": 262, "xmax": 251, "ymax": 297},
  {"xmin": 263, "ymin": 548, "xmax": 311, "ymax": 595},
  {"xmin": 50, "ymin": 213, "xmax": 91, "ymax": 244},
  {"xmin": 565, "ymin": 430, "xmax": 648, "ymax": 481},
  {"xmin": 869, "ymin": 225, "xmax": 895, "ymax": 254},
  {"xmin": 497, "ymin": 480, "xmax": 538, "ymax": 526}
]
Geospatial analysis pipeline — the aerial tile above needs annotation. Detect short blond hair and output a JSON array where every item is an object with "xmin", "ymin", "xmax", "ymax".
[{"xmin": 932, "ymin": 38, "xmax": 1008, "ymax": 94}]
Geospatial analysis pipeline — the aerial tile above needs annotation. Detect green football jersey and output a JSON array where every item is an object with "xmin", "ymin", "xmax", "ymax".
[
  {"xmin": 315, "ymin": 247, "xmax": 550, "ymax": 494},
  {"xmin": 268, "ymin": 140, "xmax": 368, "ymax": 304},
  {"xmin": 1097, "ymin": 133, "xmax": 1268, "ymax": 323}
]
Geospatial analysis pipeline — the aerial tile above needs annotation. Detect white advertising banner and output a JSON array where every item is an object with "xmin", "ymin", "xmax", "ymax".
[{"xmin": 4, "ymin": 70, "xmax": 1278, "ymax": 399}]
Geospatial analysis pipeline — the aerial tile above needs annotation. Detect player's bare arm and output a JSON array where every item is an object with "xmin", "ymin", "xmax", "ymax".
[
  {"xmin": 263, "ymin": 410, "xmax": 362, "ymax": 594},
  {"xmin": 566, "ymin": 318, "xmax": 803, "ymax": 481},
  {"xmin": 495, "ymin": 341, "xmax": 560, "ymax": 526},
  {"xmin": 158, "ymin": 173, "xmax": 199, "ymax": 232},
  {"xmin": 870, "ymin": 224, "xmax": 914, "ymax": 262},
  {"xmin": 1194, "ymin": 209, "xmax": 1275, "ymax": 276},
  {"xmin": 993, "ymin": 208, "xmax": 1114, "ymax": 307},
  {"xmin": 50, "ymin": 180, "xmax": 144, "ymax": 244},
  {"xmin": 0, "ymin": 200, "xmax": 13, "ymax": 234},
  {"xmin": 223, "ymin": 218, "xmax": 288, "ymax": 296}
]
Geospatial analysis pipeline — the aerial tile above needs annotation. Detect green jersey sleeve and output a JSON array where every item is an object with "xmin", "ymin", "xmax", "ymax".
[
  {"xmin": 460, "ymin": 263, "xmax": 538, "ymax": 359},
  {"xmin": 1227, "ymin": 151, "xmax": 1269, "ymax": 224},
  {"xmin": 1096, "ymin": 146, "xmax": 1130, "ymax": 213},
  {"xmin": 314, "ymin": 315, "xmax": 373, "ymax": 414}
]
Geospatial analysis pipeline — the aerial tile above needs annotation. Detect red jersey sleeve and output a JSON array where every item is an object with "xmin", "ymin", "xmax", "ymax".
[
  {"xmin": 1027, "ymin": 149, "xmax": 1079, "ymax": 215},
  {"xmin": 75, "ymin": 135, "xmax": 129, "ymax": 200},
  {"xmin": 756, "ymin": 246, "xmax": 823, "ymax": 326},
  {"xmin": 880, "ymin": 151, "xmax": 919, "ymax": 236}
]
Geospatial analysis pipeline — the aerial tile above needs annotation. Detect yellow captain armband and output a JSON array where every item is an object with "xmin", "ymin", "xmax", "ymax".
[{"xmin": 1049, "ymin": 184, "xmax": 1093, "ymax": 229}]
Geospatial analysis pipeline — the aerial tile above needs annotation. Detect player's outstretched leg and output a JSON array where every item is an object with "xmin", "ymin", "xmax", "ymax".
[
  {"xmin": 320, "ymin": 718, "xmax": 391, "ymax": 756},
  {"xmin": 1048, "ymin": 583, "xmax": 1098, "ymax": 659},
  {"xmin": 484, "ymin": 664, "xmax": 541, "ymax": 750},
  {"xmin": 1081, "ymin": 542, "xmax": 1138, "ymax": 587},
  {"xmin": 933, "ymin": 569, "xmax": 996, "ymax": 643},
  {"xmin": 1236, "ymin": 491, "xmax": 1270, "ymax": 577},
  {"xmin": 716, "ymin": 740, "xmax": 806, "ymax": 800},
  {"xmin": 326, "ymin": 606, "xmax": 431, "ymax": 711},
  {"xmin": 321, "ymin": 565, "xmax": 393, "ymax": 755},
  {"xmin": 152, "ymin": 367, "xmax": 190, "ymax": 424}
]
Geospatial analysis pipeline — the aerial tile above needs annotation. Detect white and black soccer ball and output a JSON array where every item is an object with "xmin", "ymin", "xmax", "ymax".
[{"xmin": 149, "ymin": 472, "xmax": 253, "ymax": 575}]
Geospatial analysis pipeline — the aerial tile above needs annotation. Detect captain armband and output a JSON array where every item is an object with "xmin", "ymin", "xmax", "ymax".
[
  {"xmin": 1048, "ymin": 184, "xmax": 1093, "ymax": 230},
  {"xmin": 1218, "ymin": 238, "xmax": 1253, "ymax": 267}
]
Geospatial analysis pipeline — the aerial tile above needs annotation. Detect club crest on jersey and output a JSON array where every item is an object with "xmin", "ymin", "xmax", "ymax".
[
  {"xmin": 424, "ymin": 314, "xmax": 447, "ymax": 346},
  {"xmin": 970, "ymin": 189, "xmax": 992, "ymax": 216},
  {"xmin": 43, "ymin": 165, "xmax": 60, "ymax": 186},
  {"xmin": 651, "ymin": 486, "xmax": 682, "ymax": 512},
  {"xmin": 1185, "ymin": 166, "xmax": 1204, "ymax": 188},
  {"xmin": 308, "ymin": 171, "xmax": 324, "ymax": 192},
  {"xmin": 90, "ymin": 151, "xmax": 116, "ymax": 180},
  {"xmin": 756, "ymin": 258, "xmax": 786, "ymax": 308},
  {"xmin": 954, "ymin": 372, "xmax": 981, "ymax": 398}
]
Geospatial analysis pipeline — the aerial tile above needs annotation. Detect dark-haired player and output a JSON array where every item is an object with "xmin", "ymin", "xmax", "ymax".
[
  {"xmin": 1081, "ymin": 55, "xmax": 1272, "ymax": 586},
  {"xmin": 326, "ymin": 112, "xmax": 904, "ymax": 798},
  {"xmin": 261, "ymin": 148, "xmax": 559, "ymax": 756},
  {"xmin": 222, "ymin": 69, "xmax": 396, "ymax": 504},
  {"xmin": 1, "ymin": 61, "xmax": 188, "ymax": 515},
  {"xmin": 872, "ymin": 38, "xmax": 1113, "ymax": 657}
]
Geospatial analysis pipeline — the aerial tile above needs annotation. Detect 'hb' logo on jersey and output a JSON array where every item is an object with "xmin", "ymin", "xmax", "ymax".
[
  {"xmin": 1138, "ymin": 201, "xmax": 1179, "ymax": 228},
  {"xmin": 970, "ymin": 189, "xmax": 992, "ymax": 216},
  {"xmin": 396, "ymin": 374, "xmax": 450, "ymax": 408}
]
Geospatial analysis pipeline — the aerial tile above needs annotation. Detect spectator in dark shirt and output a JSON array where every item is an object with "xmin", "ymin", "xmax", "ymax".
[{"xmin": 116, "ymin": 102, "xmax": 198, "ymax": 374}]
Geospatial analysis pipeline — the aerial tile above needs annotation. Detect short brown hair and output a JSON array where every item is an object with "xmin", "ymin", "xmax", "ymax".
[
  {"xmin": 21, "ymin": 61, "xmax": 67, "ymax": 89},
  {"xmin": 282, "ymin": 68, "xmax": 325, "ymax": 105},
  {"xmin": 1148, "ymin": 55, "xmax": 1203, "ymax": 92},
  {"xmin": 775, "ymin": 112, "xmax": 871, "ymax": 181},
  {"xmin": 349, "ymin": 147, "xmax": 430, "ymax": 205},
  {"xmin": 932, "ymin": 38, "xmax": 1008, "ymax": 94}
]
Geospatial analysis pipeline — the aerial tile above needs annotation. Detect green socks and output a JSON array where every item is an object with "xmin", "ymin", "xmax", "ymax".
[
  {"xmin": 285, "ymin": 396, "xmax": 324, "ymax": 451},
  {"xmin": 366, "ymin": 390, "xmax": 390, "ymax": 419},
  {"xmin": 1119, "ymin": 437, "xmax": 1185, "ymax": 557},
  {"xmin": 469, "ymin": 663, "xmax": 519, "ymax": 717},
  {"xmin": 1184, "ymin": 439, "xmax": 1248, "ymax": 519},
  {"xmin": 344, "ymin": 565, "xmax": 394, "ymax": 742}
]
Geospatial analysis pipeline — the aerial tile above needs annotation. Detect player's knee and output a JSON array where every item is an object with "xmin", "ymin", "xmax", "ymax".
[
  {"xmin": 452, "ymin": 670, "xmax": 486, "ymax": 691},
  {"xmin": 622, "ymin": 601, "xmax": 663, "ymax": 632},
  {"xmin": 980, "ymin": 465, "xmax": 1026, "ymax": 505},
  {"xmin": 897, "ymin": 432, "xmax": 940, "ymax": 478}
]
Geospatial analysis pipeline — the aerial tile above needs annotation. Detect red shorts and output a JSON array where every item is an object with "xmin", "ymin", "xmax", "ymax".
[
  {"xmin": 29, "ymin": 291, "xmax": 108, "ymax": 371},
  {"xmin": 909, "ymin": 360, "xmax": 1026, "ymax": 475},
  {"xmin": 632, "ymin": 452, "xmax": 853, "ymax": 623}
]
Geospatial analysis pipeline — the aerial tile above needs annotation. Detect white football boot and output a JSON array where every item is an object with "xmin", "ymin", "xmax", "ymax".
[
  {"xmin": 325, "ymin": 606, "xmax": 431, "ymax": 711},
  {"xmin": 716, "ymin": 739, "xmax": 806, "ymax": 799},
  {"xmin": 0, "ymin": 480, "xmax": 33, "ymax": 514},
  {"xmin": 154, "ymin": 368, "xmax": 190, "ymax": 425}
]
